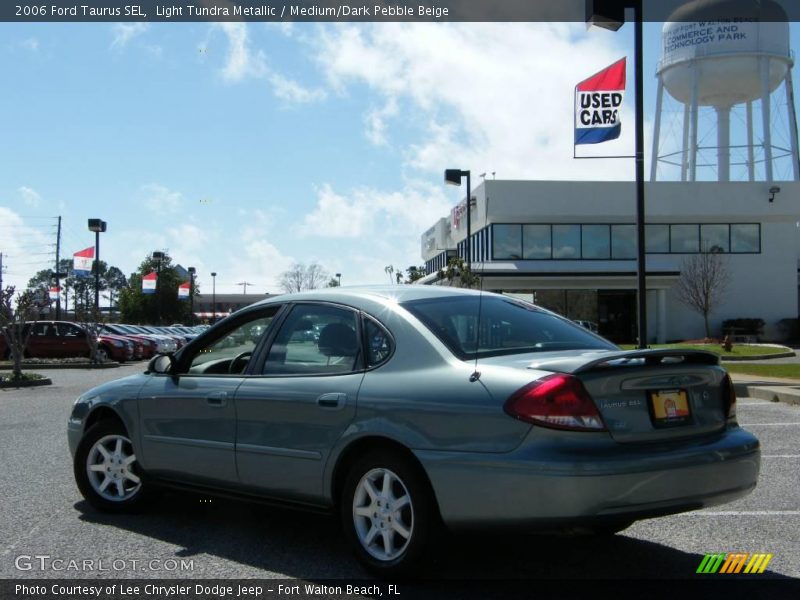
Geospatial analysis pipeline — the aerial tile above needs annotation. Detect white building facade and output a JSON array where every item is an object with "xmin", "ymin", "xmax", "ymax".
[{"xmin": 420, "ymin": 180, "xmax": 799, "ymax": 344}]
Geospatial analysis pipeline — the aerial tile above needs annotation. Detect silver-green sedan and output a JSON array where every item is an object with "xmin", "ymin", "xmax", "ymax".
[{"xmin": 68, "ymin": 286, "xmax": 759, "ymax": 576}]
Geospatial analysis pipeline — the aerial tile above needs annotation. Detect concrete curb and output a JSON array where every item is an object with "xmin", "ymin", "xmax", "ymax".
[
  {"xmin": 721, "ymin": 351, "xmax": 796, "ymax": 361},
  {"xmin": 735, "ymin": 384, "xmax": 800, "ymax": 406},
  {"xmin": 0, "ymin": 377, "xmax": 53, "ymax": 389},
  {"xmin": 0, "ymin": 362, "xmax": 121, "ymax": 370}
]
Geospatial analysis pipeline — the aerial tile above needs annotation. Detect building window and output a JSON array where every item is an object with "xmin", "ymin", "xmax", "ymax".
[
  {"xmin": 492, "ymin": 224, "xmax": 522, "ymax": 259},
  {"xmin": 731, "ymin": 224, "xmax": 760, "ymax": 253},
  {"xmin": 553, "ymin": 224, "xmax": 580, "ymax": 259},
  {"xmin": 582, "ymin": 225, "xmax": 611, "ymax": 259},
  {"xmin": 670, "ymin": 224, "xmax": 699, "ymax": 253},
  {"xmin": 701, "ymin": 224, "xmax": 729, "ymax": 253},
  {"xmin": 645, "ymin": 224, "xmax": 669, "ymax": 253},
  {"xmin": 611, "ymin": 224, "xmax": 636, "ymax": 259},
  {"xmin": 522, "ymin": 225, "xmax": 551, "ymax": 259}
]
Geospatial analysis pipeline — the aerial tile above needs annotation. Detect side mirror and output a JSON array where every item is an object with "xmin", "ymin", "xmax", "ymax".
[{"xmin": 147, "ymin": 353, "xmax": 176, "ymax": 375}]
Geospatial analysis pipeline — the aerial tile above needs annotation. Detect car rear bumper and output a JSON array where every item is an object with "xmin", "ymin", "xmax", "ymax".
[{"xmin": 417, "ymin": 426, "xmax": 760, "ymax": 529}]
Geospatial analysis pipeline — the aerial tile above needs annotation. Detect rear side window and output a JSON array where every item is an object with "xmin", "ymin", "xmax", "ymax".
[
  {"xmin": 364, "ymin": 317, "xmax": 393, "ymax": 368},
  {"xmin": 402, "ymin": 295, "xmax": 616, "ymax": 360}
]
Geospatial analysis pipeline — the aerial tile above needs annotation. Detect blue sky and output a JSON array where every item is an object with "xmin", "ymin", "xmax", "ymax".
[{"xmin": 0, "ymin": 20, "xmax": 797, "ymax": 297}]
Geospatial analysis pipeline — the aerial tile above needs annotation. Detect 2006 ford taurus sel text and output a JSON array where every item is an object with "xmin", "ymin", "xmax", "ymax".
[{"xmin": 68, "ymin": 286, "xmax": 759, "ymax": 576}]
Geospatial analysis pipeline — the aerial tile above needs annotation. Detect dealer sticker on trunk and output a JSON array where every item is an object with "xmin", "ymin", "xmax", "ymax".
[{"xmin": 648, "ymin": 389, "xmax": 691, "ymax": 428}]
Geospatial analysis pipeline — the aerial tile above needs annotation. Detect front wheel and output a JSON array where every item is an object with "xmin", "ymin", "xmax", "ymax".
[
  {"xmin": 74, "ymin": 421, "xmax": 150, "ymax": 512},
  {"xmin": 340, "ymin": 451, "xmax": 438, "ymax": 577}
]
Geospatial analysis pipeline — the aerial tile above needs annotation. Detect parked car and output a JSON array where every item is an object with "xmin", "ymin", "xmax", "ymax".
[
  {"xmin": 99, "ymin": 324, "xmax": 155, "ymax": 360},
  {"xmin": 0, "ymin": 321, "xmax": 130, "ymax": 362},
  {"xmin": 68, "ymin": 287, "xmax": 759, "ymax": 576}
]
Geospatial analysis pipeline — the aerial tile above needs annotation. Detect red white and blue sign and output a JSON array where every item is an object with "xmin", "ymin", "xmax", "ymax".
[
  {"xmin": 73, "ymin": 247, "xmax": 94, "ymax": 278},
  {"xmin": 142, "ymin": 272, "xmax": 157, "ymax": 295},
  {"xmin": 575, "ymin": 57, "xmax": 626, "ymax": 145},
  {"xmin": 178, "ymin": 282, "xmax": 191, "ymax": 300},
  {"xmin": 49, "ymin": 286, "xmax": 60, "ymax": 301}
]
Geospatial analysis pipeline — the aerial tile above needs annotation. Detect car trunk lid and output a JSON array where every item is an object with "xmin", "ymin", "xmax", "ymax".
[{"xmin": 511, "ymin": 349, "xmax": 729, "ymax": 443}]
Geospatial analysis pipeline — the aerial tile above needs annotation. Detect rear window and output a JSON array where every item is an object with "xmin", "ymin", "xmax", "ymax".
[{"xmin": 402, "ymin": 295, "xmax": 616, "ymax": 360}]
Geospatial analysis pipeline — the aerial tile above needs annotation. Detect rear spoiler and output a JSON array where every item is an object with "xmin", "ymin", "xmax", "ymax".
[{"xmin": 527, "ymin": 349, "xmax": 720, "ymax": 375}]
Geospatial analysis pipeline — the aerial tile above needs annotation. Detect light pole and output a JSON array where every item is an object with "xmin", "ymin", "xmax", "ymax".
[
  {"xmin": 211, "ymin": 272, "xmax": 217, "ymax": 323},
  {"xmin": 87, "ymin": 219, "xmax": 107, "ymax": 314},
  {"xmin": 152, "ymin": 251, "xmax": 165, "ymax": 325},
  {"xmin": 336, "ymin": 273, "xmax": 342, "ymax": 286},
  {"xmin": 586, "ymin": 0, "xmax": 647, "ymax": 348},
  {"xmin": 188, "ymin": 266, "xmax": 196, "ymax": 326},
  {"xmin": 444, "ymin": 169, "xmax": 472, "ymax": 272}
]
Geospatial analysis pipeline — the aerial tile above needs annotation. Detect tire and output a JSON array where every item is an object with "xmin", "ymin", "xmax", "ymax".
[
  {"xmin": 73, "ymin": 420, "xmax": 150, "ymax": 513},
  {"xmin": 340, "ymin": 451, "xmax": 438, "ymax": 578},
  {"xmin": 95, "ymin": 346, "xmax": 110, "ymax": 363}
]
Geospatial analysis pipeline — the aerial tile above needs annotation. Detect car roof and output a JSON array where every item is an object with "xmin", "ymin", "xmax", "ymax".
[{"xmin": 247, "ymin": 285, "xmax": 492, "ymax": 309}]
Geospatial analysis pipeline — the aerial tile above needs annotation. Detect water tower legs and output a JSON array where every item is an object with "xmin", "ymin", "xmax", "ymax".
[
  {"xmin": 761, "ymin": 57, "xmax": 774, "ymax": 182},
  {"xmin": 650, "ymin": 79, "xmax": 664, "ymax": 182},
  {"xmin": 746, "ymin": 101, "xmax": 755, "ymax": 181},
  {"xmin": 681, "ymin": 105, "xmax": 690, "ymax": 181},
  {"xmin": 784, "ymin": 70, "xmax": 800, "ymax": 180},
  {"xmin": 717, "ymin": 105, "xmax": 731, "ymax": 182},
  {"xmin": 689, "ymin": 67, "xmax": 699, "ymax": 182}
]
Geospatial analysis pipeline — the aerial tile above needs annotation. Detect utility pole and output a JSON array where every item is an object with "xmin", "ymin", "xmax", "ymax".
[
  {"xmin": 237, "ymin": 281, "xmax": 253, "ymax": 294},
  {"xmin": 0, "ymin": 252, "xmax": 4, "ymax": 290},
  {"xmin": 55, "ymin": 216, "xmax": 62, "ymax": 320}
]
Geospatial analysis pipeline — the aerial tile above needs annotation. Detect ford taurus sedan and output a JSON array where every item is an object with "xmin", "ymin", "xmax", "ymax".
[{"xmin": 68, "ymin": 286, "xmax": 760, "ymax": 576}]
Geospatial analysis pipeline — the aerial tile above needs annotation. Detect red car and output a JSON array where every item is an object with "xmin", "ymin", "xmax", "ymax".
[{"xmin": 0, "ymin": 321, "xmax": 131, "ymax": 362}]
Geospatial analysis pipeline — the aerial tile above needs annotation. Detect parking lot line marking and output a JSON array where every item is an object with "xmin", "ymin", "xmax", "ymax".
[
  {"xmin": 762, "ymin": 454, "xmax": 800, "ymax": 458},
  {"xmin": 692, "ymin": 511, "xmax": 800, "ymax": 516},
  {"xmin": 738, "ymin": 422, "xmax": 800, "ymax": 426}
]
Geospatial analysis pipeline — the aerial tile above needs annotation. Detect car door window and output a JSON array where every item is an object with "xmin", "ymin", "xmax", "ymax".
[
  {"xmin": 187, "ymin": 309, "xmax": 279, "ymax": 375},
  {"xmin": 263, "ymin": 304, "xmax": 361, "ymax": 375}
]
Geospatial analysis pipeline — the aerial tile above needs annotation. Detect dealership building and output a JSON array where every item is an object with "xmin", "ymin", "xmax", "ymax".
[{"xmin": 418, "ymin": 180, "xmax": 798, "ymax": 344}]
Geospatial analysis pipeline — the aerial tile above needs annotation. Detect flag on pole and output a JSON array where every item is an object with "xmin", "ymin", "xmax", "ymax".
[
  {"xmin": 178, "ymin": 282, "xmax": 191, "ymax": 300},
  {"xmin": 575, "ymin": 57, "xmax": 626, "ymax": 145},
  {"xmin": 142, "ymin": 272, "xmax": 157, "ymax": 294},
  {"xmin": 73, "ymin": 247, "xmax": 95, "ymax": 278},
  {"xmin": 49, "ymin": 286, "xmax": 60, "ymax": 301}
]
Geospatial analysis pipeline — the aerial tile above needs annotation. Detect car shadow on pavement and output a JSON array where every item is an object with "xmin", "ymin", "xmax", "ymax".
[{"xmin": 75, "ymin": 492, "xmax": 792, "ymax": 583}]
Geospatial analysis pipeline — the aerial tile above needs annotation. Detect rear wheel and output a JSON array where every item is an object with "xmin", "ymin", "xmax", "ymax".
[
  {"xmin": 340, "ymin": 451, "xmax": 438, "ymax": 577},
  {"xmin": 74, "ymin": 420, "xmax": 150, "ymax": 512}
]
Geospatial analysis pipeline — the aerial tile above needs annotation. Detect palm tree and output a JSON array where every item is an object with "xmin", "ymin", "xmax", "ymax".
[{"xmin": 384, "ymin": 265, "xmax": 395, "ymax": 284}]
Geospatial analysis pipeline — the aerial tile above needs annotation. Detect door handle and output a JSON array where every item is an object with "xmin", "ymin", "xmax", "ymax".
[
  {"xmin": 317, "ymin": 393, "xmax": 347, "ymax": 409},
  {"xmin": 206, "ymin": 391, "xmax": 228, "ymax": 407}
]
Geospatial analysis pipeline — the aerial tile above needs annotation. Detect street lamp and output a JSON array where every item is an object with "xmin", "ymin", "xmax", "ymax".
[
  {"xmin": 336, "ymin": 273, "xmax": 342, "ymax": 287},
  {"xmin": 211, "ymin": 272, "xmax": 217, "ymax": 323},
  {"xmin": 187, "ymin": 267, "xmax": 196, "ymax": 326},
  {"xmin": 87, "ymin": 218, "xmax": 107, "ymax": 314},
  {"xmin": 586, "ymin": 0, "xmax": 647, "ymax": 348},
  {"xmin": 152, "ymin": 251, "xmax": 165, "ymax": 325},
  {"xmin": 444, "ymin": 169, "xmax": 472, "ymax": 272}
]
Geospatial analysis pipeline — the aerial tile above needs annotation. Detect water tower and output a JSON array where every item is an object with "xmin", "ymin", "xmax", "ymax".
[{"xmin": 650, "ymin": 0, "xmax": 799, "ymax": 182}]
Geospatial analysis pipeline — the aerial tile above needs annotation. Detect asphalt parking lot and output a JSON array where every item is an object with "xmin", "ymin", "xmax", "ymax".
[{"xmin": 1, "ymin": 365, "xmax": 798, "ymax": 587}]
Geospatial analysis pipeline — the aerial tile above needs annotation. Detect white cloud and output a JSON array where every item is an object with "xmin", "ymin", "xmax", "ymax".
[
  {"xmin": 299, "ymin": 181, "xmax": 452, "ymax": 240},
  {"xmin": 0, "ymin": 207, "xmax": 54, "ymax": 291},
  {"xmin": 18, "ymin": 186, "xmax": 41, "ymax": 207},
  {"xmin": 215, "ymin": 22, "xmax": 267, "ymax": 83},
  {"xmin": 111, "ymin": 23, "xmax": 149, "ymax": 49},
  {"xmin": 141, "ymin": 184, "xmax": 183, "ymax": 215},
  {"xmin": 365, "ymin": 98, "xmax": 399, "ymax": 146},
  {"xmin": 313, "ymin": 23, "xmax": 635, "ymax": 180},
  {"xmin": 268, "ymin": 72, "xmax": 327, "ymax": 104},
  {"xmin": 21, "ymin": 38, "xmax": 39, "ymax": 52}
]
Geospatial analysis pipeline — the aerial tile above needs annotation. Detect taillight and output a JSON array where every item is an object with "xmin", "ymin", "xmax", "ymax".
[
  {"xmin": 504, "ymin": 374, "xmax": 607, "ymax": 432},
  {"xmin": 721, "ymin": 373, "xmax": 737, "ymax": 421}
]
